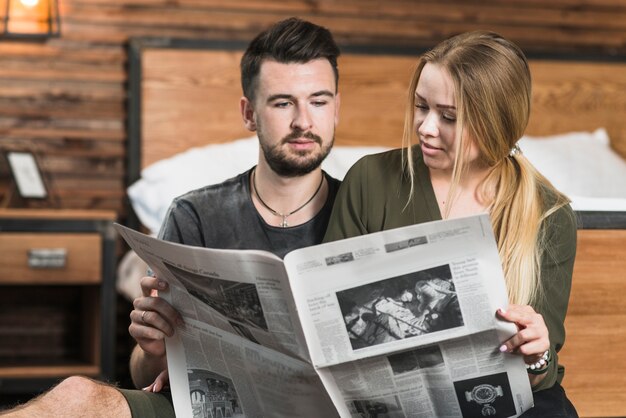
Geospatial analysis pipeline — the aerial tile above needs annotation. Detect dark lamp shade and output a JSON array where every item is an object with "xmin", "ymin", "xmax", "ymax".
[{"xmin": 1, "ymin": 0, "xmax": 60, "ymax": 39}]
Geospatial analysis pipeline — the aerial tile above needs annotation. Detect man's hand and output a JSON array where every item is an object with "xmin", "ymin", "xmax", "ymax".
[
  {"xmin": 129, "ymin": 276, "xmax": 184, "ymax": 357},
  {"xmin": 128, "ymin": 275, "xmax": 184, "ymax": 389}
]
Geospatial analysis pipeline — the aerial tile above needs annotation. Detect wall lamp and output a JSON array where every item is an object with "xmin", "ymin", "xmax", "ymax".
[{"xmin": 1, "ymin": 0, "xmax": 60, "ymax": 40}]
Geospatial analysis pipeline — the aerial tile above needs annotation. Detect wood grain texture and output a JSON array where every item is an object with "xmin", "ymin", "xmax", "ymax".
[
  {"xmin": 140, "ymin": 48, "xmax": 626, "ymax": 168},
  {"xmin": 0, "ymin": 209, "xmax": 116, "ymax": 220},
  {"xmin": 0, "ymin": 285, "xmax": 100, "ymax": 373},
  {"xmin": 1, "ymin": 0, "xmax": 626, "ymax": 214},
  {"xmin": 559, "ymin": 229, "xmax": 626, "ymax": 417},
  {"xmin": 0, "ymin": 233, "xmax": 102, "ymax": 284},
  {"xmin": 0, "ymin": 364, "xmax": 101, "ymax": 379},
  {"xmin": 529, "ymin": 61, "xmax": 626, "ymax": 158},
  {"xmin": 141, "ymin": 50, "xmax": 415, "ymax": 166},
  {"xmin": 141, "ymin": 49, "xmax": 250, "ymax": 166}
]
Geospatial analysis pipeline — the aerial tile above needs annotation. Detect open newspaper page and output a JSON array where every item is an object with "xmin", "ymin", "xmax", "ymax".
[
  {"xmin": 166, "ymin": 318, "xmax": 336, "ymax": 417},
  {"xmin": 115, "ymin": 224, "xmax": 336, "ymax": 418},
  {"xmin": 284, "ymin": 214, "xmax": 534, "ymax": 417}
]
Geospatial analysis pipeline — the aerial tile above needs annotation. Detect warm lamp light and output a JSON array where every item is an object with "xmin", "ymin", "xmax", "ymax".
[{"xmin": 1, "ymin": 0, "xmax": 60, "ymax": 39}]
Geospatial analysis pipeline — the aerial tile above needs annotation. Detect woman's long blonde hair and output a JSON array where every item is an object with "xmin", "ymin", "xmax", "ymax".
[{"xmin": 403, "ymin": 31, "xmax": 570, "ymax": 305}]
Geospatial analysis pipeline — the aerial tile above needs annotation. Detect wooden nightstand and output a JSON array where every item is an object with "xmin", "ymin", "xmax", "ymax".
[{"xmin": 0, "ymin": 209, "xmax": 116, "ymax": 394}]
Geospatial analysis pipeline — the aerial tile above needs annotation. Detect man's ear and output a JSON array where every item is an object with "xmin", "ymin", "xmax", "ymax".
[
  {"xmin": 240, "ymin": 96, "xmax": 257, "ymax": 131},
  {"xmin": 334, "ymin": 92, "xmax": 341, "ymax": 126}
]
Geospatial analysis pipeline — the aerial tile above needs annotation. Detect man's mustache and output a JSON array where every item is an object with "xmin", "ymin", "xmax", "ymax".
[{"xmin": 281, "ymin": 130, "xmax": 322, "ymax": 145}]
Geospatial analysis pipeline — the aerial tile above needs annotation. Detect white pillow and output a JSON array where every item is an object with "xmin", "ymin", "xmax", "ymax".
[
  {"xmin": 322, "ymin": 144, "xmax": 389, "ymax": 180},
  {"xmin": 128, "ymin": 136, "xmax": 259, "ymax": 234},
  {"xmin": 128, "ymin": 136, "xmax": 388, "ymax": 234},
  {"xmin": 519, "ymin": 128, "xmax": 626, "ymax": 202},
  {"xmin": 129, "ymin": 128, "xmax": 626, "ymax": 233}
]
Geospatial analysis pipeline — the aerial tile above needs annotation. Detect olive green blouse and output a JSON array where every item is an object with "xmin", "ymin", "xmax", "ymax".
[{"xmin": 323, "ymin": 147, "xmax": 577, "ymax": 392}]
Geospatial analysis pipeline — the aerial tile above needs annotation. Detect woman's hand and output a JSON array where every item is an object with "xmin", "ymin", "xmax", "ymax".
[
  {"xmin": 497, "ymin": 304, "xmax": 549, "ymax": 365},
  {"xmin": 143, "ymin": 369, "xmax": 169, "ymax": 393}
]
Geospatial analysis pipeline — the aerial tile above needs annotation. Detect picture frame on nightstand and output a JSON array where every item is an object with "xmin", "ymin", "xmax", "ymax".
[
  {"xmin": 5, "ymin": 151, "xmax": 48, "ymax": 199},
  {"xmin": 1, "ymin": 142, "xmax": 55, "ymax": 209}
]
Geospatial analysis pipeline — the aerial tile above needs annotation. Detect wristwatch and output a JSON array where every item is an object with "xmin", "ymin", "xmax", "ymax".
[{"xmin": 465, "ymin": 384, "xmax": 504, "ymax": 416}]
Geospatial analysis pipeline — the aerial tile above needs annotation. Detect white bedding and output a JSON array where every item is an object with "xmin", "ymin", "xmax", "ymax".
[
  {"xmin": 119, "ymin": 128, "xmax": 626, "ymax": 301},
  {"xmin": 518, "ymin": 128, "xmax": 626, "ymax": 201},
  {"xmin": 569, "ymin": 196, "xmax": 626, "ymax": 212},
  {"xmin": 129, "ymin": 128, "xmax": 626, "ymax": 235}
]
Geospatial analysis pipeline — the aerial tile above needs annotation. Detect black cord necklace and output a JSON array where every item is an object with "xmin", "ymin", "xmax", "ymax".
[{"xmin": 252, "ymin": 168, "xmax": 324, "ymax": 228}]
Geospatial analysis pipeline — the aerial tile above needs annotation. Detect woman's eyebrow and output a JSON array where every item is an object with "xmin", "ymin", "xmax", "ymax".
[{"xmin": 415, "ymin": 93, "xmax": 456, "ymax": 110}]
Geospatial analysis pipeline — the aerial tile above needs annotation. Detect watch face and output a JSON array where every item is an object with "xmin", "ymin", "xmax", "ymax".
[
  {"xmin": 455, "ymin": 372, "xmax": 516, "ymax": 418},
  {"xmin": 471, "ymin": 384, "xmax": 500, "ymax": 404}
]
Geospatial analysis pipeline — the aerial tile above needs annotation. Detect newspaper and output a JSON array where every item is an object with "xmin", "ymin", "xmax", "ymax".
[{"xmin": 115, "ymin": 214, "xmax": 534, "ymax": 418}]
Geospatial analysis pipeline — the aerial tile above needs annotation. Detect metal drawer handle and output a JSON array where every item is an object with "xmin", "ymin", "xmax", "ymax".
[{"xmin": 28, "ymin": 248, "xmax": 67, "ymax": 269}]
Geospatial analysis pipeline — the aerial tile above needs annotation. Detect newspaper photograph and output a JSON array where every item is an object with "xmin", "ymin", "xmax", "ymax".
[
  {"xmin": 283, "ymin": 215, "xmax": 518, "ymax": 368},
  {"xmin": 316, "ymin": 330, "xmax": 532, "ymax": 417},
  {"xmin": 336, "ymin": 263, "xmax": 463, "ymax": 351},
  {"xmin": 165, "ymin": 317, "xmax": 337, "ymax": 417},
  {"xmin": 114, "ymin": 227, "xmax": 311, "ymax": 363},
  {"xmin": 115, "ymin": 214, "xmax": 534, "ymax": 417}
]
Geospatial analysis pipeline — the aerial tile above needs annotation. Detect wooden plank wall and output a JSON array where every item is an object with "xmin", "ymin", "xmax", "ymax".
[
  {"xmin": 1, "ymin": 0, "xmax": 625, "ymax": 217},
  {"xmin": 562, "ymin": 229, "xmax": 626, "ymax": 417}
]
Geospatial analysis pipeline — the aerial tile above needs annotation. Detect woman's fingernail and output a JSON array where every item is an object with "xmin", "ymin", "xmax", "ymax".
[
  {"xmin": 499, "ymin": 344, "xmax": 508, "ymax": 352},
  {"xmin": 142, "ymin": 386, "xmax": 150, "ymax": 391}
]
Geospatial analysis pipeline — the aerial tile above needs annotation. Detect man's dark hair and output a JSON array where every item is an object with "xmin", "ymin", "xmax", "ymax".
[{"xmin": 240, "ymin": 17, "xmax": 340, "ymax": 100}]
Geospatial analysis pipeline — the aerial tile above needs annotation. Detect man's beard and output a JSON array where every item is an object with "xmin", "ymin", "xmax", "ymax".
[{"xmin": 259, "ymin": 129, "xmax": 334, "ymax": 177}]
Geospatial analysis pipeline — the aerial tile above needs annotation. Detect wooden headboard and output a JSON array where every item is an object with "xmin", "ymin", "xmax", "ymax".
[
  {"xmin": 128, "ymin": 38, "xmax": 626, "ymax": 417},
  {"xmin": 128, "ymin": 38, "xmax": 626, "ymax": 175}
]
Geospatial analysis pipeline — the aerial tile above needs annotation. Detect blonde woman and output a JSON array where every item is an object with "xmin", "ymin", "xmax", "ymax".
[{"xmin": 324, "ymin": 31, "xmax": 577, "ymax": 416}]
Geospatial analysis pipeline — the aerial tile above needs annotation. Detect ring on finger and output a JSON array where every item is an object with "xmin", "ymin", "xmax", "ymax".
[{"xmin": 141, "ymin": 310, "xmax": 148, "ymax": 324}]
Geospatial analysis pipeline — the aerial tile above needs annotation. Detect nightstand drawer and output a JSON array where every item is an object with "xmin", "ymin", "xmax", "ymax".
[{"xmin": 0, "ymin": 233, "xmax": 102, "ymax": 284}]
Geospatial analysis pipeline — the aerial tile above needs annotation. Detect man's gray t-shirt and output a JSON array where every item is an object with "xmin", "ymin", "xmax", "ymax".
[{"xmin": 158, "ymin": 167, "xmax": 341, "ymax": 258}]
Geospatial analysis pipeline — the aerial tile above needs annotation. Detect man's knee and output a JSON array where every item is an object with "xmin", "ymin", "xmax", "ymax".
[
  {"xmin": 1, "ymin": 375, "xmax": 130, "ymax": 417},
  {"xmin": 50, "ymin": 376, "xmax": 129, "ymax": 413},
  {"xmin": 53, "ymin": 376, "xmax": 110, "ymax": 399}
]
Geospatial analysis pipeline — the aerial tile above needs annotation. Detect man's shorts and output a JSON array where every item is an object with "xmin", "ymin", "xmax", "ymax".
[{"xmin": 118, "ymin": 388, "xmax": 175, "ymax": 418}]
